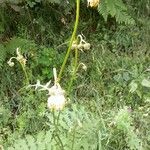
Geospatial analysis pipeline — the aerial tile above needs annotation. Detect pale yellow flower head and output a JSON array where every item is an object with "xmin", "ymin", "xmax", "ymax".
[
  {"xmin": 87, "ymin": 0, "xmax": 100, "ymax": 7},
  {"xmin": 47, "ymin": 68, "xmax": 66, "ymax": 110},
  {"xmin": 47, "ymin": 83, "xmax": 66, "ymax": 110},
  {"xmin": 28, "ymin": 68, "xmax": 66, "ymax": 111}
]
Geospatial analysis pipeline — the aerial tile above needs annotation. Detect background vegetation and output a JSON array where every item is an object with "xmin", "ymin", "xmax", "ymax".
[{"xmin": 0, "ymin": 0, "xmax": 149, "ymax": 149}]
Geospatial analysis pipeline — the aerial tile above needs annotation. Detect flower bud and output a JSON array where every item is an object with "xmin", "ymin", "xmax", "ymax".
[
  {"xmin": 80, "ymin": 63, "xmax": 87, "ymax": 71},
  {"xmin": 83, "ymin": 43, "xmax": 91, "ymax": 50},
  {"xmin": 77, "ymin": 44, "xmax": 83, "ymax": 50},
  {"xmin": 7, "ymin": 60, "xmax": 14, "ymax": 67}
]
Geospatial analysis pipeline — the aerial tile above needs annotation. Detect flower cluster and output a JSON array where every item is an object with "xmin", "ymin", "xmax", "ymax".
[
  {"xmin": 29, "ymin": 68, "xmax": 66, "ymax": 111},
  {"xmin": 7, "ymin": 48, "xmax": 26, "ymax": 67},
  {"xmin": 71, "ymin": 34, "xmax": 91, "ymax": 52}
]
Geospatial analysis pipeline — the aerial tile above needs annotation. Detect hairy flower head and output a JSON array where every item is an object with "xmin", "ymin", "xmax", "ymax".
[
  {"xmin": 47, "ymin": 83, "xmax": 66, "ymax": 110},
  {"xmin": 28, "ymin": 68, "xmax": 66, "ymax": 111}
]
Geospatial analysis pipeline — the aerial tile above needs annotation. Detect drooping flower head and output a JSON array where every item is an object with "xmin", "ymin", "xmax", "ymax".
[
  {"xmin": 7, "ymin": 48, "xmax": 27, "ymax": 67},
  {"xmin": 71, "ymin": 34, "xmax": 91, "ymax": 52}
]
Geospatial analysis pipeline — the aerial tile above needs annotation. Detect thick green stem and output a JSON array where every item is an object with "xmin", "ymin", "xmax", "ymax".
[
  {"xmin": 52, "ymin": 110, "xmax": 64, "ymax": 150},
  {"xmin": 58, "ymin": 0, "xmax": 80, "ymax": 82}
]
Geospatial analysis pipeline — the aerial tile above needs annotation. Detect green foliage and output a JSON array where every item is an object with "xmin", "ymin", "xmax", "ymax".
[
  {"xmin": 0, "ymin": 0, "xmax": 150, "ymax": 150},
  {"xmin": 114, "ymin": 107, "xmax": 141, "ymax": 149},
  {"xmin": 7, "ymin": 105, "xmax": 145, "ymax": 150},
  {"xmin": 7, "ymin": 131, "xmax": 53, "ymax": 150},
  {"xmin": 0, "ymin": 44, "xmax": 6, "ymax": 69},
  {"xmin": 0, "ymin": 0, "xmax": 135, "ymax": 27},
  {"xmin": 7, "ymin": 105, "xmax": 100, "ymax": 149},
  {"xmin": 98, "ymin": 0, "xmax": 135, "ymax": 24},
  {"xmin": 34, "ymin": 46, "xmax": 64, "ymax": 80}
]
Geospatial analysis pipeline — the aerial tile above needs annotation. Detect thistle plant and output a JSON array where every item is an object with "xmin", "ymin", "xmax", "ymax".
[
  {"xmin": 28, "ymin": 0, "xmax": 83, "ymax": 109},
  {"xmin": 7, "ymin": 0, "xmax": 92, "ymax": 113},
  {"xmin": 68, "ymin": 34, "xmax": 90, "ymax": 93},
  {"xmin": 28, "ymin": 68, "xmax": 66, "ymax": 149},
  {"xmin": 7, "ymin": 0, "xmax": 91, "ymax": 149},
  {"xmin": 7, "ymin": 48, "xmax": 29, "ymax": 84},
  {"xmin": 26, "ymin": 1, "xmax": 81, "ymax": 148}
]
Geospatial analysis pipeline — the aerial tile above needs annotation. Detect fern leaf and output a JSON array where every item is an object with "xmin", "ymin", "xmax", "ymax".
[
  {"xmin": 98, "ymin": 0, "xmax": 135, "ymax": 24},
  {"xmin": 99, "ymin": 0, "xmax": 108, "ymax": 21}
]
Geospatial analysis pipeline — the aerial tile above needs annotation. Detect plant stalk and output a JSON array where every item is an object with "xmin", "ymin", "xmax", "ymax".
[
  {"xmin": 52, "ymin": 110, "xmax": 64, "ymax": 150},
  {"xmin": 58, "ymin": 0, "xmax": 80, "ymax": 82}
]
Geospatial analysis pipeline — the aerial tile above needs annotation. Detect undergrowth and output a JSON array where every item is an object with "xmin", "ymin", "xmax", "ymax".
[{"xmin": 0, "ymin": 0, "xmax": 150, "ymax": 149}]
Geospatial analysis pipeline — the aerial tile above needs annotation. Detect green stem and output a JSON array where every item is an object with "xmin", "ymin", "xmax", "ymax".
[
  {"xmin": 55, "ymin": 133, "xmax": 64, "ymax": 150},
  {"xmin": 71, "ymin": 126, "xmax": 77, "ymax": 150},
  {"xmin": 52, "ymin": 110, "xmax": 64, "ymax": 150},
  {"xmin": 56, "ymin": 111, "xmax": 61, "ymax": 126},
  {"xmin": 52, "ymin": 110, "xmax": 56, "ymax": 125},
  {"xmin": 58, "ymin": 0, "xmax": 80, "ymax": 82},
  {"xmin": 68, "ymin": 48, "xmax": 78, "ymax": 93}
]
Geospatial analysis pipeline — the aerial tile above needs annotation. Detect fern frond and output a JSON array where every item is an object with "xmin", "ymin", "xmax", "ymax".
[
  {"xmin": 98, "ymin": 0, "xmax": 135, "ymax": 24},
  {"xmin": 7, "ymin": 131, "xmax": 53, "ymax": 150}
]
